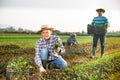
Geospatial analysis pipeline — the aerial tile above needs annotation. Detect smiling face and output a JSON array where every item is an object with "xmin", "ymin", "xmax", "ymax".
[{"xmin": 41, "ymin": 30, "xmax": 52, "ymax": 40}]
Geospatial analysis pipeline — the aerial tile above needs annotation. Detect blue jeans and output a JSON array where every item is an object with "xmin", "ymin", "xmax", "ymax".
[
  {"xmin": 93, "ymin": 34, "xmax": 105, "ymax": 49},
  {"xmin": 40, "ymin": 48, "xmax": 67, "ymax": 69}
]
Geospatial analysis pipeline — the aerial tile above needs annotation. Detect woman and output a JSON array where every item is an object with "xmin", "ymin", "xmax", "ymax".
[{"xmin": 34, "ymin": 25, "xmax": 67, "ymax": 72}]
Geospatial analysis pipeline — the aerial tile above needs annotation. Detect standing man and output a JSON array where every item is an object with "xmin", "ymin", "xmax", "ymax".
[
  {"xmin": 34, "ymin": 25, "xmax": 67, "ymax": 72},
  {"xmin": 91, "ymin": 8, "xmax": 109, "ymax": 58}
]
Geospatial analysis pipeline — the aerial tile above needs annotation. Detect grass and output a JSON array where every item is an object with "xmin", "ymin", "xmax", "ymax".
[
  {"xmin": 0, "ymin": 39, "xmax": 37, "ymax": 48},
  {"xmin": 0, "ymin": 33, "xmax": 92, "ymax": 48},
  {"xmin": 1, "ymin": 33, "xmax": 120, "ymax": 48}
]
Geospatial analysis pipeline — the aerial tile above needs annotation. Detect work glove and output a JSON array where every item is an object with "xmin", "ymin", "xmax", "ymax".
[{"xmin": 39, "ymin": 66, "xmax": 46, "ymax": 73}]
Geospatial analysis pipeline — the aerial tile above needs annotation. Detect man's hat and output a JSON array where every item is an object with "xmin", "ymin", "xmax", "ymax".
[
  {"xmin": 96, "ymin": 8, "xmax": 105, "ymax": 13},
  {"xmin": 38, "ymin": 25, "xmax": 54, "ymax": 33}
]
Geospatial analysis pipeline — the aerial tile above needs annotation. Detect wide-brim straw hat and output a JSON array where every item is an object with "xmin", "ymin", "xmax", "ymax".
[
  {"xmin": 38, "ymin": 25, "xmax": 54, "ymax": 33},
  {"xmin": 71, "ymin": 33, "xmax": 76, "ymax": 37},
  {"xmin": 96, "ymin": 8, "xmax": 105, "ymax": 13}
]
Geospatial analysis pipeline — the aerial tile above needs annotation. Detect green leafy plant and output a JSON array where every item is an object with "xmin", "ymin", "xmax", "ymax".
[
  {"xmin": 52, "ymin": 42, "xmax": 61, "ymax": 49},
  {"xmin": 6, "ymin": 57, "xmax": 33, "ymax": 79},
  {"xmin": 7, "ymin": 57, "xmax": 33, "ymax": 72}
]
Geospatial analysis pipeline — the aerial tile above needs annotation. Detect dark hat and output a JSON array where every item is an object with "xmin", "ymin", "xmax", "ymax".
[
  {"xmin": 38, "ymin": 25, "xmax": 54, "ymax": 33},
  {"xmin": 96, "ymin": 8, "xmax": 105, "ymax": 13}
]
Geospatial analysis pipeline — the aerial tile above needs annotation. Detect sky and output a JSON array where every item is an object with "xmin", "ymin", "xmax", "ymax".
[{"xmin": 0, "ymin": 0, "xmax": 120, "ymax": 32}]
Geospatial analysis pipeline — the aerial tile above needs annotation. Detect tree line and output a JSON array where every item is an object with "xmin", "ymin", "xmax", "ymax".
[
  {"xmin": 0, "ymin": 26, "xmax": 36, "ymax": 34},
  {"xmin": 0, "ymin": 26, "xmax": 120, "ymax": 36},
  {"xmin": 0, "ymin": 26, "xmax": 86, "ymax": 36}
]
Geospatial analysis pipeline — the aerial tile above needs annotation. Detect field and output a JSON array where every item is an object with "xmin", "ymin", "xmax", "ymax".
[
  {"xmin": 0, "ymin": 33, "xmax": 92, "ymax": 48},
  {"xmin": 0, "ymin": 33, "xmax": 120, "ymax": 80}
]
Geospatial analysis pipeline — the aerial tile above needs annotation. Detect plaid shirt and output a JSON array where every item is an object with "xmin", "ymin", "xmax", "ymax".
[{"xmin": 34, "ymin": 35, "xmax": 65, "ymax": 67}]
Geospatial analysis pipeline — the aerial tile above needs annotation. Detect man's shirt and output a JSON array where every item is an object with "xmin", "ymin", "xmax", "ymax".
[{"xmin": 92, "ymin": 16, "xmax": 108, "ymax": 27}]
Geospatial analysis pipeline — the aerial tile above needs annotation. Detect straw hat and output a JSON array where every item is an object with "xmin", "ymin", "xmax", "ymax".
[
  {"xmin": 96, "ymin": 8, "xmax": 105, "ymax": 13},
  {"xmin": 71, "ymin": 33, "xmax": 76, "ymax": 37},
  {"xmin": 38, "ymin": 25, "xmax": 54, "ymax": 33}
]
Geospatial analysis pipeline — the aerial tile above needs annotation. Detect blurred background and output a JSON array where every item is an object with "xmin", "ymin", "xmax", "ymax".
[{"xmin": 0, "ymin": 0, "xmax": 120, "ymax": 32}]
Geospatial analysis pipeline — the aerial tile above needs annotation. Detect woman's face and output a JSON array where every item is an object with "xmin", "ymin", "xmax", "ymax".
[{"xmin": 41, "ymin": 30, "xmax": 52, "ymax": 40}]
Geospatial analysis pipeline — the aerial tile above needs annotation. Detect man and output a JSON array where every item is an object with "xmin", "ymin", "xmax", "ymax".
[
  {"xmin": 91, "ymin": 8, "xmax": 109, "ymax": 58},
  {"xmin": 67, "ymin": 34, "xmax": 79, "ymax": 46},
  {"xmin": 34, "ymin": 25, "xmax": 67, "ymax": 72}
]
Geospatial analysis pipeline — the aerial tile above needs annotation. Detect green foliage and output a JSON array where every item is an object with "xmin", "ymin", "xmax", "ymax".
[
  {"xmin": 52, "ymin": 42, "xmax": 61, "ymax": 49},
  {"xmin": 73, "ymin": 52, "xmax": 120, "ymax": 80},
  {"xmin": 39, "ymin": 52, "xmax": 120, "ymax": 80},
  {"xmin": 6, "ymin": 57, "xmax": 33, "ymax": 79},
  {"xmin": 0, "ymin": 33, "xmax": 92, "ymax": 48},
  {"xmin": 7, "ymin": 57, "xmax": 33, "ymax": 72}
]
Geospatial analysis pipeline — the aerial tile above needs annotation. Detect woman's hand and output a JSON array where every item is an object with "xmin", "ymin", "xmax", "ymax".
[
  {"xmin": 39, "ymin": 66, "xmax": 46, "ymax": 73},
  {"xmin": 55, "ymin": 47, "xmax": 61, "ymax": 53}
]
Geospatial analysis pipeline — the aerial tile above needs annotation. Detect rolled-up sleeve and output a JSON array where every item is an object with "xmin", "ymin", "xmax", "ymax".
[
  {"xmin": 58, "ymin": 37, "xmax": 65, "ymax": 53},
  {"xmin": 34, "ymin": 41, "xmax": 42, "ymax": 67},
  {"xmin": 34, "ymin": 53, "xmax": 42, "ymax": 67}
]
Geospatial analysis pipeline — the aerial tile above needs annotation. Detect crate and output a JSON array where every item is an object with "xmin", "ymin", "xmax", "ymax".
[
  {"xmin": 6, "ymin": 66, "xmax": 32, "ymax": 80},
  {"xmin": 87, "ymin": 24, "xmax": 95, "ymax": 35}
]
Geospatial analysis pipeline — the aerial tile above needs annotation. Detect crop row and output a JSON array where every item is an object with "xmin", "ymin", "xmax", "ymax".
[
  {"xmin": 0, "ymin": 42, "xmax": 120, "ymax": 79},
  {"xmin": 8, "ymin": 52, "xmax": 120, "ymax": 80},
  {"xmin": 38, "ymin": 52, "xmax": 120, "ymax": 80}
]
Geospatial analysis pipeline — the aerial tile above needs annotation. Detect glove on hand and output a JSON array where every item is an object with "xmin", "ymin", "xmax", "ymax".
[{"xmin": 39, "ymin": 66, "xmax": 46, "ymax": 73}]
